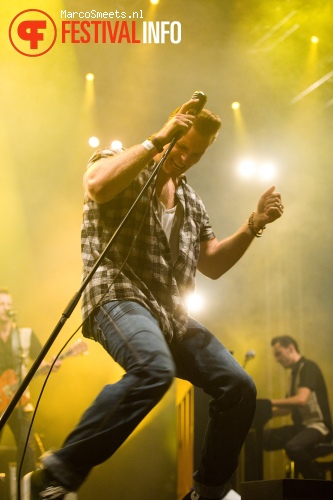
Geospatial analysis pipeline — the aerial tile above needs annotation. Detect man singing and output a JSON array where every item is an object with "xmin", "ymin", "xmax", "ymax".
[{"xmin": 23, "ymin": 95, "xmax": 283, "ymax": 499}]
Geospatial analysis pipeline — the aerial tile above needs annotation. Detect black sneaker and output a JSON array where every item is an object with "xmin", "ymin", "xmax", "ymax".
[{"xmin": 21, "ymin": 468, "xmax": 72, "ymax": 499}]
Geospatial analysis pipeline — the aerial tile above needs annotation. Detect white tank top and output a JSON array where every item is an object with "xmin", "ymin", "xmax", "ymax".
[{"xmin": 157, "ymin": 200, "xmax": 183, "ymax": 263}]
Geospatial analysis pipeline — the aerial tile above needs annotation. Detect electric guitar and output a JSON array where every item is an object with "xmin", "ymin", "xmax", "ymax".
[{"xmin": 0, "ymin": 339, "xmax": 88, "ymax": 414}]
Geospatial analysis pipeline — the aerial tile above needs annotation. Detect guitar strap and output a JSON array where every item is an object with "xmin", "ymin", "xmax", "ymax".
[
  {"xmin": 11, "ymin": 327, "xmax": 33, "ymax": 368},
  {"xmin": 11, "ymin": 327, "xmax": 33, "ymax": 406}
]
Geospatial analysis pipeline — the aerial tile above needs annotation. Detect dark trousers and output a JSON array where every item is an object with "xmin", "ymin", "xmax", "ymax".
[
  {"xmin": 1, "ymin": 407, "xmax": 37, "ymax": 477},
  {"xmin": 263, "ymin": 424, "xmax": 330, "ymax": 479}
]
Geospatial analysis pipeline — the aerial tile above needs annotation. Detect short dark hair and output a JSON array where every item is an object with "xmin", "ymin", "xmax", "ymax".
[
  {"xmin": 169, "ymin": 107, "xmax": 222, "ymax": 138},
  {"xmin": 193, "ymin": 109, "xmax": 222, "ymax": 137},
  {"xmin": 0, "ymin": 287, "xmax": 10, "ymax": 295},
  {"xmin": 271, "ymin": 336, "xmax": 300, "ymax": 353}
]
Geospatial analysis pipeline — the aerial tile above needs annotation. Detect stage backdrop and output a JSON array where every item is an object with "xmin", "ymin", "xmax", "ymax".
[{"xmin": 1, "ymin": 0, "xmax": 333, "ymax": 497}]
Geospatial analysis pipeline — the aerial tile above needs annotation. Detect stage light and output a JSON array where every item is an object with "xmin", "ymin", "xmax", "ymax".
[
  {"xmin": 88, "ymin": 136, "xmax": 100, "ymax": 148},
  {"xmin": 311, "ymin": 36, "xmax": 319, "ymax": 44},
  {"xmin": 111, "ymin": 140, "xmax": 123, "ymax": 150},
  {"xmin": 237, "ymin": 159, "xmax": 277, "ymax": 181},
  {"xmin": 86, "ymin": 73, "xmax": 95, "ymax": 81},
  {"xmin": 238, "ymin": 159, "xmax": 256, "ymax": 178},
  {"xmin": 150, "ymin": 0, "xmax": 159, "ymax": 4},
  {"xmin": 232, "ymin": 101, "xmax": 240, "ymax": 110},
  {"xmin": 185, "ymin": 292, "xmax": 204, "ymax": 313}
]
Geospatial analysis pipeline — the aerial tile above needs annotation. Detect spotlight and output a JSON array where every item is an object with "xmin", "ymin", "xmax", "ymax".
[
  {"xmin": 231, "ymin": 101, "xmax": 240, "ymax": 110},
  {"xmin": 237, "ymin": 159, "xmax": 277, "ymax": 181},
  {"xmin": 111, "ymin": 140, "xmax": 123, "ymax": 150},
  {"xmin": 185, "ymin": 292, "xmax": 204, "ymax": 313},
  {"xmin": 88, "ymin": 136, "xmax": 100, "ymax": 148},
  {"xmin": 238, "ymin": 159, "xmax": 256, "ymax": 179},
  {"xmin": 86, "ymin": 73, "xmax": 95, "ymax": 81},
  {"xmin": 311, "ymin": 36, "xmax": 319, "ymax": 44},
  {"xmin": 150, "ymin": 0, "xmax": 159, "ymax": 4}
]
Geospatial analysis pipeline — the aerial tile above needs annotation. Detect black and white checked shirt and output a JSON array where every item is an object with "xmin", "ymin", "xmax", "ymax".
[{"xmin": 81, "ymin": 147, "xmax": 215, "ymax": 342}]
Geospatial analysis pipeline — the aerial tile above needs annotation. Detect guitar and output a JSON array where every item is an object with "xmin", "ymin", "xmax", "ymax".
[{"xmin": 0, "ymin": 339, "xmax": 88, "ymax": 414}]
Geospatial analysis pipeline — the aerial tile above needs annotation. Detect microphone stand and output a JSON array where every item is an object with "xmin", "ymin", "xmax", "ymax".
[{"xmin": 0, "ymin": 136, "xmax": 179, "ymax": 431}]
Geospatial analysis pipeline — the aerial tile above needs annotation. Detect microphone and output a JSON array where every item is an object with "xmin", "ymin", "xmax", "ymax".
[
  {"xmin": 243, "ymin": 349, "xmax": 256, "ymax": 369},
  {"xmin": 6, "ymin": 310, "xmax": 16, "ymax": 319},
  {"xmin": 171, "ymin": 90, "xmax": 207, "ymax": 144},
  {"xmin": 188, "ymin": 90, "xmax": 207, "ymax": 116}
]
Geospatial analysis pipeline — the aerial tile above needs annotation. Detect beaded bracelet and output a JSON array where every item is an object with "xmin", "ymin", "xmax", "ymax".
[{"xmin": 248, "ymin": 212, "xmax": 266, "ymax": 237}]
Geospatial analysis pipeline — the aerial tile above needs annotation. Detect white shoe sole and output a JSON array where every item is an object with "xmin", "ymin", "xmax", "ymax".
[
  {"xmin": 21, "ymin": 471, "xmax": 32, "ymax": 500},
  {"xmin": 20, "ymin": 471, "xmax": 78, "ymax": 499}
]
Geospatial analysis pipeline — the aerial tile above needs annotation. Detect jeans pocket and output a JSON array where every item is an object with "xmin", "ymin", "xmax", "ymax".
[{"xmin": 92, "ymin": 314, "xmax": 108, "ymax": 349}]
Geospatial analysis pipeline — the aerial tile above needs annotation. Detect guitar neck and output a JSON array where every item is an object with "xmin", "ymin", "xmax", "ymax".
[{"xmin": 35, "ymin": 341, "xmax": 87, "ymax": 376}]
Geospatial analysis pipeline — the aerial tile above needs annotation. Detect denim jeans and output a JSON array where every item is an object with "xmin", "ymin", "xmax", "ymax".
[{"xmin": 43, "ymin": 301, "xmax": 256, "ymax": 498}]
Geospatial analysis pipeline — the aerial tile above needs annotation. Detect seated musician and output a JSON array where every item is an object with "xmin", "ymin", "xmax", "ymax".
[
  {"xmin": 263, "ymin": 336, "xmax": 332, "ymax": 479},
  {"xmin": 0, "ymin": 287, "xmax": 61, "ymax": 476}
]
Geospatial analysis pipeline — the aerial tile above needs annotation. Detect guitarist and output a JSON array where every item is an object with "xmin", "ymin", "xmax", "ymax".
[{"xmin": 0, "ymin": 287, "xmax": 59, "ymax": 477}]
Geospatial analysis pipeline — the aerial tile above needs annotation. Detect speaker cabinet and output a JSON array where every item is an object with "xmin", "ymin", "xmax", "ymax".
[{"xmin": 240, "ymin": 479, "xmax": 333, "ymax": 500}]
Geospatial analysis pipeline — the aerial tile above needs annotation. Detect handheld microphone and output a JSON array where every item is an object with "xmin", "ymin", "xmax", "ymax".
[
  {"xmin": 6, "ymin": 310, "xmax": 16, "ymax": 319},
  {"xmin": 171, "ymin": 90, "xmax": 208, "ymax": 144},
  {"xmin": 188, "ymin": 90, "xmax": 207, "ymax": 116}
]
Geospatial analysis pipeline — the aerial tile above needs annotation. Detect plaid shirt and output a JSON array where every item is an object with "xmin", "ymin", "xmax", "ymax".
[{"xmin": 81, "ymin": 147, "xmax": 215, "ymax": 342}]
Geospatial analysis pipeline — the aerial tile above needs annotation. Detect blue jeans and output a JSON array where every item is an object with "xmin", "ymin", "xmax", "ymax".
[{"xmin": 43, "ymin": 301, "xmax": 256, "ymax": 498}]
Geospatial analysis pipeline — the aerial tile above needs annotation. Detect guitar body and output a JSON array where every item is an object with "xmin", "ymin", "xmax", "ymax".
[{"xmin": 0, "ymin": 369, "xmax": 29, "ymax": 414}]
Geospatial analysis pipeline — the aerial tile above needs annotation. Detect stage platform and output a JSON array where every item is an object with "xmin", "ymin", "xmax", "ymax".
[{"xmin": 240, "ymin": 478, "xmax": 333, "ymax": 500}]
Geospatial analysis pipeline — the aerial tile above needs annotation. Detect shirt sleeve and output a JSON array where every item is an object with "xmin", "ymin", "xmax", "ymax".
[
  {"xmin": 198, "ymin": 197, "xmax": 215, "ymax": 241},
  {"xmin": 200, "ymin": 211, "xmax": 215, "ymax": 241},
  {"xmin": 299, "ymin": 361, "xmax": 320, "ymax": 391}
]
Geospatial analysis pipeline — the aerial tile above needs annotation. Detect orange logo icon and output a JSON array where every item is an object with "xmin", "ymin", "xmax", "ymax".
[{"xmin": 9, "ymin": 9, "xmax": 57, "ymax": 56}]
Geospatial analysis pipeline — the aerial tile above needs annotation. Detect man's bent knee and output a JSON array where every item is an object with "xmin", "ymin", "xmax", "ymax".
[
  {"xmin": 285, "ymin": 442, "xmax": 306, "ymax": 461},
  {"xmin": 139, "ymin": 360, "xmax": 176, "ymax": 399},
  {"xmin": 231, "ymin": 371, "xmax": 257, "ymax": 407},
  {"xmin": 210, "ymin": 370, "xmax": 256, "ymax": 416}
]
